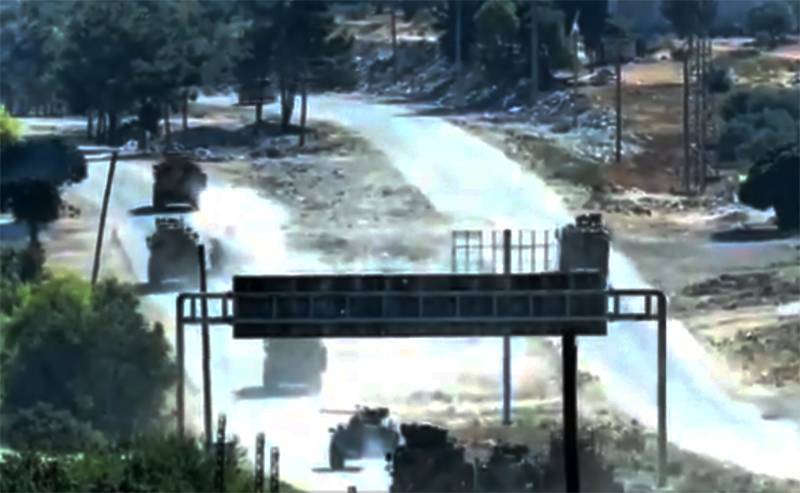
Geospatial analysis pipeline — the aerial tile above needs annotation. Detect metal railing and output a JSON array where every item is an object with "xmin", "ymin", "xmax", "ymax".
[{"xmin": 451, "ymin": 229, "xmax": 561, "ymax": 273}]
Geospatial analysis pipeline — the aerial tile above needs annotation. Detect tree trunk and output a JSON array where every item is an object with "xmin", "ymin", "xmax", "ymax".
[
  {"xmin": 279, "ymin": 79, "xmax": 296, "ymax": 134},
  {"xmin": 299, "ymin": 82, "xmax": 308, "ymax": 147},
  {"xmin": 163, "ymin": 104, "xmax": 172, "ymax": 144},
  {"xmin": 182, "ymin": 92, "xmax": 189, "ymax": 131},
  {"xmin": 108, "ymin": 111, "xmax": 118, "ymax": 145},
  {"xmin": 87, "ymin": 110, "xmax": 94, "ymax": 140},
  {"xmin": 96, "ymin": 112, "xmax": 106, "ymax": 142},
  {"xmin": 27, "ymin": 221, "xmax": 40, "ymax": 246},
  {"xmin": 682, "ymin": 45, "xmax": 690, "ymax": 194},
  {"xmin": 256, "ymin": 102, "xmax": 263, "ymax": 124}
]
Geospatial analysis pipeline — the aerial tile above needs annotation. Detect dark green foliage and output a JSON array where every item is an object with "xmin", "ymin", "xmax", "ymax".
[
  {"xmin": 718, "ymin": 87, "xmax": 799, "ymax": 164},
  {"xmin": 0, "ymin": 246, "xmax": 44, "ymax": 321},
  {"xmin": 0, "ymin": 275, "xmax": 177, "ymax": 440},
  {"xmin": 706, "ymin": 66, "xmax": 733, "ymax": 93},
  {"xmin": 0, "ymin": 404, "xmax": 107, "ymax": 454},
  {"xmin": 0, "ymin": 180, "xmax": 61, "ymax": 245},
  {"xmin": 0, "ymin": 137, "xmax": 87, "ymax": 186},
  {"xmin": 0, "ymin": 434, "xmax": 283, "ymax": 493},
  {"xmin": 0, "ymin": 137, "xmax": 87, "ymax": 244},
  {"xmin": 434, "ymin": 1, "xmax": 483, "ymax": 62},
  {"xmin": 660, "ymin": 0, "xmax": 718, "ymax": 37},
  {"xmin": 746, "ymin": 1, "xmax": 795, "ymax": 46},
  {"xmin": 739, "ymin": 143, "xmax": 799, "ymax": 231},
  {"xmin": 473, "ymin": 0, "xmax": 520, "ymax": 76},
  {"xmin": 554, "ymin": 0, "xmax": 609, "ymax": 55}
]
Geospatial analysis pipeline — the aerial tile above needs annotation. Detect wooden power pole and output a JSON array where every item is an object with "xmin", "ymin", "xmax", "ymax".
[
  {"xmin": 91, "ymin": 151, "xmax": 118, "ymax": 286},
  {"xmin": 530, "ymin": 1, "xmax": 539, "ymax": 106}
]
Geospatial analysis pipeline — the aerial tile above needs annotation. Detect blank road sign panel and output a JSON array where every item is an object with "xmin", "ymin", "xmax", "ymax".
[{"xmin": 232, "ymin": 272, "xmax": 607, "ymax": 338}]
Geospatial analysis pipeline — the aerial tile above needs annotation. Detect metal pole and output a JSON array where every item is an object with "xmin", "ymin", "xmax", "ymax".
[
  {"xmin": 657, "ymin": 292, "xmax": 668, "ymax": 487},
  {"xmin": 269, "ymin": 447, "xmax": 280, "ymax": 493},
  {"xmin": 562, "ymin": 334, "xmax": 580, "ymax": 493},
  {"xmin": 255, "ymin": 433, "xmax": 265, "ymax": 493},
  {"xmin": 91, "ymin": 151, "xmax": 118, "ymax": 286},
  {"xmin": 216, "ymin": 414, "xmax": 227, "ymax": 493},
  {"xmin": 176, "ymin": 294, "xmax": 185, "ymax": 437},
  {"xmin": 502, "ymin": 229, "xmax": 512, "ymax": 426},
  {"xmin": 199, "ymin": 245, "xmax": 212, "ymax": 451}
]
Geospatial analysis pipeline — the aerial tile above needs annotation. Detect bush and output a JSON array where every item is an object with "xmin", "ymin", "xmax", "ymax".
[
  {"xmin": 746, "ymin": 1, "xmax": 795, "ymax": 46},
  {"xmin": 1, "ymin": 275, "xmax": 177, "ymax": 441},
  {"xmin": 0, "ymin": 106, "xmax": 22, "ymax": 146},
  {"xmin": 718, "ymin": 87, "xmax": 800, "ymax": 164},
  {"xmin": 0, "ymin": 434, "xmax": 283, "ymax": 493},
  {"xmin": 739, "ymin": 143, "xmax": 799, "ymax": 231},
  {"xmin": 0, "ymin": 404, "xmax": 107, "ymax": 454}
]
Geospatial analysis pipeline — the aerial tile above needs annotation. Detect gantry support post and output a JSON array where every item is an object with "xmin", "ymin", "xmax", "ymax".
[
  {"xmin": 562, "ymin": 334, "xmax": 580, "ymax": 493},
  {"xmin": 502, "ymin": 229, "xmax": 512, "ymax": 426}
]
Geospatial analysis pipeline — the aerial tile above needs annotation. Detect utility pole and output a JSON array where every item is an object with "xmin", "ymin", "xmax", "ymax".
[
  {"xmin": 91, "ymin": 151, "xmax": 118, "ymax": 286},
  {"xmin": 390, "ymin": 6, "xmax": 398, "ymax": 82},
  {"xmin": 198, "ymin": 244, "xmax": 212, "ymax": 452},
  {"xmin": 682, "ymin": 38, "xmax": 691, "ymax": 194},
  {"xmin": 455, "ymin": 0, "xmax": 463, "ymax": 105},
  {"xmin": 530, "ymin": 1, "xmax": 539, "ymax": 106},
  {"xmin": 455, "ymin": 1, "xmax": 462, "ymax": 71},
  {"xmin": 615, "ymin": 36, "xmax": 623, "ymax": 163}
]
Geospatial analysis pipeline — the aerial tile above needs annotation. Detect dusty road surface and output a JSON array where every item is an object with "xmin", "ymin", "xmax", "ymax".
[
  {"xmin": 21, "ymin": 91, "xmax": 800, "ymax": 490},
  {"xmin": 302, "ymin": 94, "xmax": 800, "ymax": 481}
]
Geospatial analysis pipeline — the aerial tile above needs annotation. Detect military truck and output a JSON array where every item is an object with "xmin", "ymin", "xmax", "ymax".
[
  {"xmin": 146, "ymin": 217, "xmax": 200, "ymax": 286},
  {"xmin": 152, "ymin": 152, "xmax": 207, "ymax": 210},
  {"xmin": 327, "ymin": 406, "xmax": 399, "ymax": 470},
  {"xmin": 388, "ymin": 423, "xmax": 475, "ymax": 492},
  {"xmin": 262, "ymin": 339, "xmax": 327, "ymax": 395}
]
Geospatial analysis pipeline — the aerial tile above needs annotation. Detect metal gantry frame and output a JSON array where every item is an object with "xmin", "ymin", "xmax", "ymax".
[{"xmin": 173, "ymin": 284, "xmax": 668, "ymax": 491}]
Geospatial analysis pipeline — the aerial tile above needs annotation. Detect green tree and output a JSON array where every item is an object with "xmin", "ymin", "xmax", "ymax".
[
  {"xmin": 0, "ymin": 137, "xmax": 87, "ymax": 245},
  {"xmin": 746, "ymin": 1, "xmax": 795, "ymax": 47},
  {"xmin": 1, "ymin": 276, "xmax": 177, "ymax": 440},
  {"xmin": 473, "ymin": 0, "xmax": 520, "ymax": 77},
  {"xmin": 0, "ymin": 180, "xmax": 61, "ymax": 245}
]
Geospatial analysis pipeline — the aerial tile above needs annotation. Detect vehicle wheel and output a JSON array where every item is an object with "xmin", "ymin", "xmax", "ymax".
[
  {"xmin": 147, "ymin": 257, "xmax": 163, "ymax": 285},
  {"xmin": 329, "ymin": 441, "xmax": 345, "ymax": 470}
]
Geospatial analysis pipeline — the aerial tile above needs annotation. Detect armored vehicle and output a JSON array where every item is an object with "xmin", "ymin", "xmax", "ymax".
[
  {"xmin": 262, "ymin": 339, "xmax": 327, "ymax": 394},
  {"xmin": 152, "ymin": 152, "xmax": 207, "ymax": 210},
  {"xmin": 388, "ymin": 423, "xmax": 475, "ymax": 492},
  {"xmin": 540, "ymin": 433, "xmax": 623, "ymax": 493},
  {"xmin": 476, "ymin": 443, "xmax": 540, "ymax": 492},
  {"xmin": 327, "ymin": 406, "xmax": 399, "ymax": 470},
  {"xmin": 146, "ymin": 217, "xmax": 200, "ymax": 286}
]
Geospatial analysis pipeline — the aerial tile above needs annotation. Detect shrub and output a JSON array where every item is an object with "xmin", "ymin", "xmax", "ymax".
[
  {"xmin": 738, "ymin": 143, "xmax": 799, "ymax": 231},
  {"xmin": 0, "ymin": 434, "xmax": 288, "ymax": 493},
  {"xmin": 718, "ymin": 87, "xmax": 800, "ymax": 164},
  {"xmin": 0, "ymin": 404, "xmax": 107, "ymax": 454}
]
